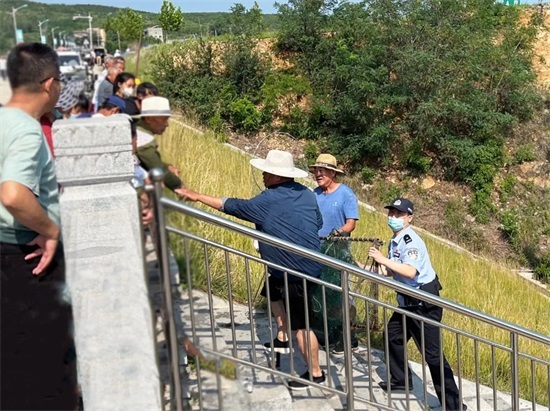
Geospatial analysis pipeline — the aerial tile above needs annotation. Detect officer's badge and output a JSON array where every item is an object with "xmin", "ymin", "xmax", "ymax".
[
  {"xmin": 407, "ymin": 248, "xmax": 419, "ymax": 260},
  {"xmin": 393, "ymin": 250, "xmax": 401, "ymax": 258}
]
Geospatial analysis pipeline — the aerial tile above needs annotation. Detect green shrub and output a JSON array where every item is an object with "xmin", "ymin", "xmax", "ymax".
[
  {"xmin": 380, "ymin": 183, "xmax": 401, "ymax": 205},
  {"xmin": 469, "ymin": 188, "xmax": 495, "ymax": 224},
  {"xmin": 303, "ymin": 142, "xmax": 318, "ymax": 166},
  {"xmin": 499, "ymin": 174, "xmax": 516, "ymax": 203},
  {"xmin": 229, "ymin": 98, "xmax": 263, "ymax": 133},
  {"xmin": 208, "ymin": 112, "xmax": 225, "ymax": 134},
  {"xmin": 533, "ymin": 258, "xmax": 550, "ymax": 284},
  {"xmin": 282, "ymin": 107, "xmax": 311, "ymax": 139},
  {"xmin": 500, "ymin": 209, "xmax": 519, "ymax": 242},
  {"xmin": 513, "ymin": 143, "xmax": 537, "ymax": 164},
  {"xmin": 404, "ymin": 142, "xmax": 431, "ymax": 176},
  {"xmin": 361, "ymin": 167, "xmax": 376, "ymax": 184}
]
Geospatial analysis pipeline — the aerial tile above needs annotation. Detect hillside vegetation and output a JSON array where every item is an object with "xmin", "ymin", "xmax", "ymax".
[
  {"xmin": 158, "ymin": 119, "xmax": 550, "ymax": 405},
  {"xmin": 141, "ymin": 0, "xmax": 550, "ymax": 281}
]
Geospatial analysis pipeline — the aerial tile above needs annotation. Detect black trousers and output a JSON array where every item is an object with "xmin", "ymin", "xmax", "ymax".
[
  {"xmin": 386, "ymin": 296, "xmax": 463, "ymax": 410},
  {"xmin": 1, "ymin": 242, "xmax": 78, "ymax": 410}
]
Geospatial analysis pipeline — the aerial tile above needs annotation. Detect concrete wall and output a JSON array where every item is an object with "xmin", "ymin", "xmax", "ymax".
[{"xmin": 53, "ymin": 117, "xmax": 162, "ymax": 411}]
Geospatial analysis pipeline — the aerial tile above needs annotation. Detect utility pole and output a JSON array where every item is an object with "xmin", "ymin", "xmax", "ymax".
[
  {"xmin": 11, "ymin": 4, "xmax": 28, "ymax": 45},
  {"xmin": 51, "ymin": 26, "xmax": 59, "ymax": 48},
  {"xmin": 38, "ymin": 19, "xmax": 49, "ymax": 44}
]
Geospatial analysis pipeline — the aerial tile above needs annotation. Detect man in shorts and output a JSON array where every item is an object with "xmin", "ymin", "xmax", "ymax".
[{"xmin": 180, "ymin": 149, "xmax": 326, "ymax": 389}]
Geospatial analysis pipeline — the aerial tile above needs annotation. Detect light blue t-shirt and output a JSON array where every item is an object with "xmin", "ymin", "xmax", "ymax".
[
  {"xmin": 0, "ymin": 107, "xmax": 60, "ymax": 244},
  {"xmin": 387, "ymin": 225, "xmax": 436, "ymax": 305},
  {"xmin": 314, "ymin": 183, "xmax": 359, "ymax": 237}
]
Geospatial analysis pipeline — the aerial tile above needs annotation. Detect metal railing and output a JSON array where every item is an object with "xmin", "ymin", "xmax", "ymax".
[{"xmin": 147, "ymin": 171, "xmax": 550, "ymax": 411}]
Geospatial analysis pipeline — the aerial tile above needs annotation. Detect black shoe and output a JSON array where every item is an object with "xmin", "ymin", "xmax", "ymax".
[
  {"xmin": 263, "ymin": 338, "xmax": 290, "ymax": 354},
  {"xmin": 378, "ymin": 381, "xmax": 412, "ymax": 391},
  {"xmin": 331, "ymin": 339, "xmax": 359, "ymax": 355},
  {"xmin": 287, "ymin": 370, "xmax": 326, "ymax": 391}
]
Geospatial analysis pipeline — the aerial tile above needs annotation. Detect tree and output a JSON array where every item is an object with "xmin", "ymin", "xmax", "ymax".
[
  {"xmin": 227, "ymin": 2, "xmax": 265, "ymax": 37},
  {"xmin": 116, "ymin": 8, "xmax": 144, "ymax": 43},
  {"xmin": 158, "ymin": 0, "xmax": 184, "ymax": 42}
]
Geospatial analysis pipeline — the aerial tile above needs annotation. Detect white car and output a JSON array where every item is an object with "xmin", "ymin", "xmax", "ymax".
[{"xmin": 57, "ymin": 51, "xmax": 86, "ymax": 80}]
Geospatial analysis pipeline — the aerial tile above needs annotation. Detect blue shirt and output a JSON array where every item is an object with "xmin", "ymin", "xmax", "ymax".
[
  {"xmin": 223, "ymin": 181, "xmax": 323, "ymax": 282},
  {"xmin": 387, "ymin": 226, "xmax": 436, "ymax": 305},
  {"xmin": 314, "ymin": 184, "xmax": 359, "ymax": 237}
]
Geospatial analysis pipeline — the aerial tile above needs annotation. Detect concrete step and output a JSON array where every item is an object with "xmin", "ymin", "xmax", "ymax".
[
  {"xmin": 177, "ymin": 289, "xmax": 297, "ymax": 410},
  {"xmin": 209, "ymin": 292, "xmax": 549, "ymax": 411}
]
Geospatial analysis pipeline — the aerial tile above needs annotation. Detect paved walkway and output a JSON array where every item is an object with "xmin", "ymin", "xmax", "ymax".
[{"xmin": 177, "ymin": 288, "xmax": 548, "ymax": 411}]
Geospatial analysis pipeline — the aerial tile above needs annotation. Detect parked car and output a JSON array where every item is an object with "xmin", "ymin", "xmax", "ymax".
[
  {"xmin": 58, "ymin": 50, "xmax": 86, "ymax": 78},
  {"xmin": 57, "ymin": 50, "xmax": 91, "ymax": 92}
]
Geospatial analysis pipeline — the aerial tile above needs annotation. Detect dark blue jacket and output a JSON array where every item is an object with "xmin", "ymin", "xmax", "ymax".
[{"xmin": 224, "ymin": 181, "xmax": 323, "ymax": 282}]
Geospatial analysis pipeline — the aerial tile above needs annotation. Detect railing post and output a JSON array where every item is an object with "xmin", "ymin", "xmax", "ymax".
[
  {"xmin": 341, "ymin": 270, "xmax": 354, "ymax": 410},
  {"xmin": 511, "ymin": 332, "xmax": 520, "ymax": 410},
  {"xmin": 150, "ymin": 168, "xmax": 184, "ymax": 411}
]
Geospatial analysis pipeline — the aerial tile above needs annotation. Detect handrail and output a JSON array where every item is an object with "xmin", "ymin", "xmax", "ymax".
[
  {"xmin": 169, "ymin": 224, "xmax": 550, "ymax": 367},
  {"xmin": 160, "ymin": 196, "xmax": 550, "ymax": 345}
]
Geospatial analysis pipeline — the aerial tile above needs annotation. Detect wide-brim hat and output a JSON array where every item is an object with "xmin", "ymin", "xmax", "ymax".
[
  {"xmin": 384, "ymin": 197, "xmax": 414, "ymax": 214},
  {"xmin": 309, "ymin": 153, "xmax": 345, "ymax": 174},
  {"xmin": 250, "ymin": 150, "xmax": 308, "ymax": 179},
  {"xmin": 137, "ymin": 96, "xmax": 171, "ymax": 117}
]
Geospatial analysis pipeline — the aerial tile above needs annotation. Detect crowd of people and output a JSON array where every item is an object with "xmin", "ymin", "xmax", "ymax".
[{"xmin": 0, "ymin": 42, "xmax": 466, "ymax": 410}]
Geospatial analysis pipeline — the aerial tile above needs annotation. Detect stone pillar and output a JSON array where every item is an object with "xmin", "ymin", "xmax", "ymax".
[{"xmin": 53, "ymin": 117, "xmax": 162, "ymax": 411}]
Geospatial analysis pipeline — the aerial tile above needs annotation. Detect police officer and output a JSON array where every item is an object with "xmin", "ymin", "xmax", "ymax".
[{"xmin": 368, "ymin": 198, "xmax": 466, "ymax": 411}]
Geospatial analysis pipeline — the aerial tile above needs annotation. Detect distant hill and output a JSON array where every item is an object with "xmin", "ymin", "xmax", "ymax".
[{"xmin": 0, "ymin": 0, "xmax": 280, "ymax": 53}]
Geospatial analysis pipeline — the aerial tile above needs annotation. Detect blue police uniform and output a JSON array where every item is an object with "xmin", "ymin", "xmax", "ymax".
[
  {"xmin": 387, "ymin": 226, "xmax": 436, "ymax": 306},
  {"xmin": 386, "ymin": 224, "xmax": 465, "ymax": 411}
]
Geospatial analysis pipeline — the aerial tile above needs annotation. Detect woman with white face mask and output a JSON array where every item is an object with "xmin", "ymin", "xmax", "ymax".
[
  {"xmin": 368, "ymin": 198, "xmax": 467, "ymax": 411},
  {"xmin": 113, "ymin": 72, "xmax": 136, "ymax": 101}
]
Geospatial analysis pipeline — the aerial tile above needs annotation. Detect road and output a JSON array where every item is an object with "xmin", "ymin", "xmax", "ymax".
[{"xmin": 0, "ymin": 79, "xmax": 11, "ymax": 105}]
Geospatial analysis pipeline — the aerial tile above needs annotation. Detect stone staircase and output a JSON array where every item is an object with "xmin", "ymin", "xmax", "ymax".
[{"xmin": 176, "ymin": 289, "xmax": 548, "ymax": 411}]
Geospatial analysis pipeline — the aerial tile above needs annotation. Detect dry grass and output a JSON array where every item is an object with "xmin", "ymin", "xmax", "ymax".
[{"xmin": 158, "ymin": 120, "xmax": 550, "ymax": 405}]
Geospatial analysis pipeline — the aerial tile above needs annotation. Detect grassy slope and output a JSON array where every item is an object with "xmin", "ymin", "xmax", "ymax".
[{"xmin": 158, "ymin": 120, "xmax": 550, "ymax": 404}]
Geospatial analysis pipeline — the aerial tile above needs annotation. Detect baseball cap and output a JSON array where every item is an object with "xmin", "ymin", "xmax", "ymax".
[
  {"xmin": 384, "ymin": 197, "xmax": 414, "ymax": 214},
  {"xmin": 107, "ymin": 95, "xmax": 126, "ymax": 111}
]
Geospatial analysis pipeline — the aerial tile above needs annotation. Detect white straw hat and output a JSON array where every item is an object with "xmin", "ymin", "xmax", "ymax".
[
  {"xmin": 250, "ymin": 150, "xmax": 308, "ymax": 179},
  {"xmin": 139, "ymin": 96, "xmax": 171, "ymax": 117}
]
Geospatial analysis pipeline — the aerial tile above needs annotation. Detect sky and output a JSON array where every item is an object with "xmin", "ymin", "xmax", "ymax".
[
  {"xmin": 32, "ymin": 0, "xmax": 288, "ymax": 13},
  {"xmin": 30, "ymin": 0, "xmax": 541, "ymax": 13}
]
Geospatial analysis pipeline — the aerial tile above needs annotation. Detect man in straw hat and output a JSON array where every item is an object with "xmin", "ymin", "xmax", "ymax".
[
  {"xmin": 180, "ymin": 149, "xmax": 327, "ymax": 389},
  {"xmin": 309, "ymin": 154, "xmax": 360, "ymax": 355},
  {"xmin": 135, "ymin": 96, "xmax": 185, "ymax": 198}
]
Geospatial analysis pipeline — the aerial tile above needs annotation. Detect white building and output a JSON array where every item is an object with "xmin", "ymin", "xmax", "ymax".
[{"xmin": 145, "ymin": 26, "xmax": 164, "ymax": 42}]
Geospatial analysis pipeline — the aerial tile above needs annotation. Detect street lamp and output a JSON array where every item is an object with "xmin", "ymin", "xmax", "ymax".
[
  {"xmin": 38, "ymin": 19, "xmax": 49, "ymax": 43},
  {"xmin": 58, "ymin": 31, "xmax": 65, "ymax": 47},
  {"xmin": 51, "ymin": 26, "xmax": 59, "ymax": 48},
  {"xmin": 73, "ymin": 13, "xmax": 93, "ymax": 49},
  {"xmin": 12, "ymin": 4, "xmax": 28, "ymax": 45}
]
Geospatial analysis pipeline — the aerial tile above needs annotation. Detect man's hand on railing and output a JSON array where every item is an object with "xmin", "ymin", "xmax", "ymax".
[
  {"xmin": 177, "ymin": 188, "xmax": 198, "ymax": 202},
  {"xmin": 139, "ymin": 192, "xmax": 154, "ymax": 226},
  {"xmin": 182, "ymin": 337, "xmax": 205, "ymax": 360}
]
